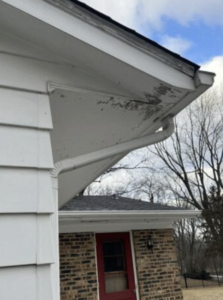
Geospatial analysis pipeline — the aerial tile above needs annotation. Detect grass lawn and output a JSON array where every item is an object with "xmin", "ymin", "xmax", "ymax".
[{"xmin": 183, "ymin": 286, "xmax": 223, "ymax": 300}]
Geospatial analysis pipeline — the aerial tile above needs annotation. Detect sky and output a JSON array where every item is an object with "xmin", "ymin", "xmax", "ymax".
[{"xmin": 80, "ymin": 0, "xmax": 223, "ymax": 86}]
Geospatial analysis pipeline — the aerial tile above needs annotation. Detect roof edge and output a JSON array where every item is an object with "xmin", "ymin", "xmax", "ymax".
[
  {"xmin": 59, "ymin": 210, "xmax": 200, "ymax": 218},
  {"xmin": 70, "ymin": 0, "xmax": 199, "ymax": 69},
  {"xmin": 59, "ymin": 209, "xmax": 200, "ymax": 233},
  {"xmin": 46, "ymin": 0, "xmax": 199, "ymax": 77}
]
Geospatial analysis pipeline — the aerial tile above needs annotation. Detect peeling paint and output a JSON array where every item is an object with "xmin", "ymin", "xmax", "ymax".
[
  {"xmin": 97, "ymin": 96, "xmax": 164, "ymax": 123},
  {"xmin": 154, "ymin": 83, "xmax": 172, "ymax": 96},
  {"xmin": 98, "ymin": 96, "xmax": 150, "ymax": 112},
  {"xmin": 96, "ymin": 85, "xmax": 178, "ymax": 127},
  {"xmin": 153, "ymin": 83, "xmax": 178, "ymax": 99},
  {"xmin": 144, "ymin": 93, "xmax": 162, "ymax": 105}
]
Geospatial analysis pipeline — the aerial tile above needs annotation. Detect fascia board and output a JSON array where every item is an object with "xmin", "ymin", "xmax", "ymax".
[
  {"xmin": 59, "ymin": 221, "xmax": 174, "ymax": 233},
  {"xmin": 59, "ymin": 210, "xmax": 200, "ymax": 220},
  {"xmin": 59, "ymin": 210, "xmax": 200, "ymax": 233},
  {"xmin": 2, "ymin": 0, "xmax": 197, "ymax": 90},
  {"xmin": 49, "ymin": 0, "xmax": 198, "ymax": 73}
]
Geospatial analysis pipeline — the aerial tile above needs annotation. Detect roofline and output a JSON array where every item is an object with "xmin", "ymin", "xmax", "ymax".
[
  {"xmin": 59, "ymin": 209, "xmax": 200, "ymax": 233},
  {"xmin": 1, "ymin": 0, "xmax": 208, "ymax": 88},
  {"xmin": 59, "ymin": 210, "xmax": 200, "ymax": 220},
  {"xmin": 69, "ymin": 0, "xmax": 199, "ymax": 71},
  {"xmin": 43, "ymin": 0, "xmax": 199, "ymax": 78}
]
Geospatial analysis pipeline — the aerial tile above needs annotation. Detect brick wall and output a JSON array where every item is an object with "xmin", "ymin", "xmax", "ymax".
[
  {"xmin": 133, "ymin": 229, "xmax": 183, "ymax": 300},
  {"xmin": 59, "ymin": 233, "xmax": 98, "ymax": 300},
  {"xmin": 59, "ymin": 230, "xmax": 183, "ymax": 300}
]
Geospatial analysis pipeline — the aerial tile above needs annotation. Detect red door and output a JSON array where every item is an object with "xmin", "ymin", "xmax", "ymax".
[{"xmin": 96, "ymin": 232, "xmax": 137, "ymax": 300}]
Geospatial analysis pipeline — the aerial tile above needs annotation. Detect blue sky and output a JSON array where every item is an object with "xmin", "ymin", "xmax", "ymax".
[
  {"xmin": 81, "ymin": 0, "xmax": 223, "ymax": 86},
  {"xmin": 141, "ymin": 18, "xmax": 223, "ymax": 64}
]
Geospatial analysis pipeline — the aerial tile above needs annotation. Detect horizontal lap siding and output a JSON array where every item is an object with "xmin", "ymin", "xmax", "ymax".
[
  {"xmin": 0, "ymin": 214, "xmax": 54, "ymax": 267},
  {"xmin": 0, "ymin": 168, "xmax": 54, "ymax": 213},
  {"xmin": 133, "ymin": 229, "xmax": 183, "ymax": 300},
  {"xmin": 0, "ymin": 265, "xmax": 53, "ymax": 300},
  {"xmin": 0, "ymin": 126, "xmax": 53, "ymax": 168},
  {"xmin": 0, "ymin": 87, "xmax": 55, "ymax": 300},
  {"xmin": 0, "ymin": 88, "xmax": 52, "ymax": 129}
]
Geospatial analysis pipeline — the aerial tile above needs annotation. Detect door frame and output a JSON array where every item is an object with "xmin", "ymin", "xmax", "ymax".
[
  {"xmin": 95, "ymin": 231, "xmax": 139, "ymax": 300},
  {"xmin": 129, "ymin": 231, "xmax": 140, "ymax": 300}
]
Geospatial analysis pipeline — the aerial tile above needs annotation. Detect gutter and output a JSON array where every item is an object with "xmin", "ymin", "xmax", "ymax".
[
  {"xmin": 51, "ymin": 116, "xmax": 174, "ymax": 177},
  {"xmin": 59, "ymin": 209, "xmax": 200, "ymax": 233},
  {"xmin": 59, "ymin": 209, "xmax": 200, "ymax": 220}
]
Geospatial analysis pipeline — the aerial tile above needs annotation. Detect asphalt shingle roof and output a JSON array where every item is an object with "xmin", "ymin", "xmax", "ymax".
[{"xmin": 60, "ymin": 195, "xmax": 186, "ymax": 211}]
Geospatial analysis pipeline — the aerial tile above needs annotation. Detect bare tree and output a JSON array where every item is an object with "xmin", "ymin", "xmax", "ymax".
[
  {"xmin": 174, "ymin": 217, "xmax": 206, "ymax": 274},
  {"xmin": 84, "ymin": 86, "xmax": 223, "ymax": 259},
  {"xmin": 150, "ymin": 87, "xmax": 223, "ymax": 255}
]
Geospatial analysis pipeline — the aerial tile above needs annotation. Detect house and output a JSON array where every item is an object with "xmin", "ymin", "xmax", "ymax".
[
  {"xmin": 0, "ymin": 1, "xmax": 214, "ymax": 300},
  {"xmin": 59, "ymin": 195, "xmax": 199, "ymax": 300}
]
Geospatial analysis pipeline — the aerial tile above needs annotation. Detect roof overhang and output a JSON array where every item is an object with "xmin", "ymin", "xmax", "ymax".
[
  {"xmin": 59, "ymin": 210, "xmax": 200, "ymax": 233},
  {"xmin": 0, "ymin": 0, "xmax": 214, "ymax": 92},
  {"xmin": 0, "ymin": 1, "xmax": 215, "ymax": 207}
]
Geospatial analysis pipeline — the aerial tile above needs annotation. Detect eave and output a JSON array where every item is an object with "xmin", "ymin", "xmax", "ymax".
[
  {"xmin": 59, "ymin": 210, "xmax": 200, "ymax": 233},
  {"xmin": 47, "ymin": 0, "xmax": 199, "ymax": 76},
  {"xmin": 0, "ymin": 0, "xmax": 213, "ymax": 91},
  {"xmin": 0, "ymin": 1, "xmax": 215, "ymax": 207}
]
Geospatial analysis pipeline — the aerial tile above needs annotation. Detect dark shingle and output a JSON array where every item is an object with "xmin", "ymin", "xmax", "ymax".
[{"xmin": 60, "ymin": 195, "xmax": 186, "ymax": 211}]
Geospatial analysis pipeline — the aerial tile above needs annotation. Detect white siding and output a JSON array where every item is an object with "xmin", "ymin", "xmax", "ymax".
[
  {"xmin": 0, "ymin": 168, "xmax": 54, "ymax": 213},
  {"xmin": 0, "ymin": 126, "xmax": 53, "ymax": 168},
  {"xmin": 0, "ymin": 88, "xmax": 56, "ymax": 300},
  {"xmin": 0, "ymin": 215, "xmax": 54, "ymax": 267},
  {"xmin": 0, "ymin": 88, "xmax": 52, "ymax": 129},
  {"xmin": 0, "ymin": 265, "xmax": 53, "ymax": 300}
]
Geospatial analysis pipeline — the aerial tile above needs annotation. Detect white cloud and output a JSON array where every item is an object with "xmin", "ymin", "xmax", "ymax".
[
  {"xmin": 160, "ymin": 35, "xmax": 192, "ymax": 55},
  {"xmin": 81, "ymin": 0, "xmax": 223, "ymax": 32},
  {"xmin": 201, "ymin": 56, "xmax": 223, "ymax": 87},
  {"xmin": 79, "ymin": 0, "xmax": 137, "ymax": 29},
  {"xmin": 139, "ymin": 0, "xmax": 223, "ymax": 29}
]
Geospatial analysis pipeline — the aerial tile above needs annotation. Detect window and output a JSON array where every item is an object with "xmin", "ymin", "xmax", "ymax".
[{"xmin": 103, "ymin": 240, "xmax": 128, "ymax": 293}]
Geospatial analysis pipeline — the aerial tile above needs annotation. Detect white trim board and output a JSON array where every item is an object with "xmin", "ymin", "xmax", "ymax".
[
  {"xmin": 59, "ymin": 210, "xmax": 200, "ymax": 233},
  {"xmin": 59, "ymin": 210, "xmax": 199, "ymax": 219},
  {"xmin": 130, "ymin": 231, "xmax": 140, "ymax": 300}
]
